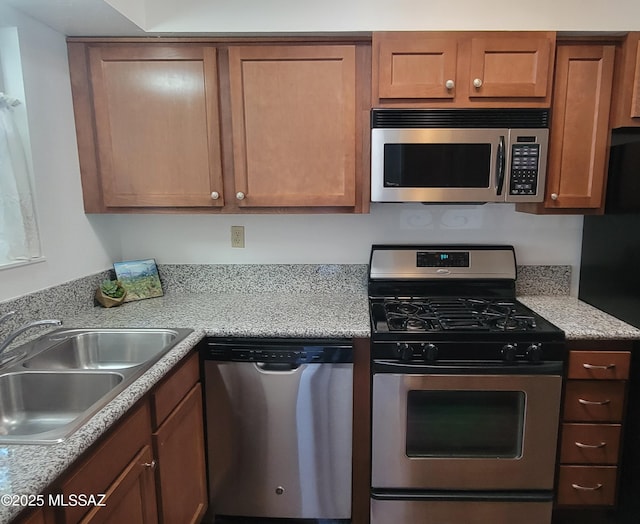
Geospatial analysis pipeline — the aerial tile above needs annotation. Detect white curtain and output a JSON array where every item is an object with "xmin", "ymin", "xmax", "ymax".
[{"xmin": 0, "ymin": 92, "xmax": 41, "ymax": 266}]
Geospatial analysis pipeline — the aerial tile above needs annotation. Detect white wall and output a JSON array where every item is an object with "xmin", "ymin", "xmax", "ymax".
[{"xmin": 0, "ymin": 4, "xmax": 119, "ymax": 302}]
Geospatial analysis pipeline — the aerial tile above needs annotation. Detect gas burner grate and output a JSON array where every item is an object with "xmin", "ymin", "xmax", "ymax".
[{"xmin": 381, "ymin": 298, "xmax": 538, "ymax": 333}]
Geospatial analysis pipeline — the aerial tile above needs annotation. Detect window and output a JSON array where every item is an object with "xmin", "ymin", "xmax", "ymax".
[{"xmin": 0, "ymin": 28, "xmax": 42, "ymax": 269}]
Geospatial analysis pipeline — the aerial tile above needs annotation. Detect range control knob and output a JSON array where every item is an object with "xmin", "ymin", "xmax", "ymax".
[
  {"xmin": 396, "ymin": 342, "xmax": 413, "ymax": 362},
  {"xmin": 526, "ymin": 343, "xmax": 543, "ymax": 362},
  {"xmin": 501, "ymin": 344, "xmax": 517, "ymax": 362},
  {"xmin": 422, "ymin": 343, "xmax": 438, "ymax": 361}
]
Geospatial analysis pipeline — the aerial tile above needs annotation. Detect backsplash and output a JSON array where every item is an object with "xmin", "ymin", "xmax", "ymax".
[
  {"xmin": 0, "ymin": 270, "xmax": 112, "ymax": 335},
  {"xmin": 515, "ymin": 265, "xmax": 572, "ymax": 296},
  {"xmin": 0, "ymin": 264, "xmax": 570, "ymax": 334},
  {"xmin": 157, "ymin": 264, "xmax": 368, "ymax": 294}
]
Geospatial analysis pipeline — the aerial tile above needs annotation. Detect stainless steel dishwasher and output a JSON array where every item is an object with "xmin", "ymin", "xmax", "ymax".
[{"xmin": 201, "ymin": 338, "xmax": 353, "ymax": 523}]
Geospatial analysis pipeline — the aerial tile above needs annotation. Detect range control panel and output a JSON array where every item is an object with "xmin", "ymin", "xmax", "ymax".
[{"xmin": 509, "ymin": 143, "xmax": 540, "ymax": 196}]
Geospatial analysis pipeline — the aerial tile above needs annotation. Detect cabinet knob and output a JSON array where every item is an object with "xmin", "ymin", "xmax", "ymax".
[
  {"xmin": 143, "ymin": 460, "xmax": 157, "ymax": 469},
  {"xmin": 473, "ymin": 78, "xmax": 483, "ymax": 88},
  {"xmin": 445, "ymin": 79, "xmax": 455, "ymax": 90},
  {"xmin": 211, "ymin": 191, "xmax": 220, "ymax": 200},
  {"xmin": 551, "ymin": 193, "xmax": 559, "ymax": 200},
  {"xmin": 236, "ymin": 192, "xmax": 246, "ymax": 201}
]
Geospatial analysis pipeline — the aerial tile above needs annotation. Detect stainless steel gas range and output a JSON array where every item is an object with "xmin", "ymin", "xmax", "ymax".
[{"xmin": 368, "ymin": 245, "xmax": 566, "ymax": 524}]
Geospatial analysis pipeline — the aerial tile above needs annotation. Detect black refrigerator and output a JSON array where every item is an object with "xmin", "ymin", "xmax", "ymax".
[
  {"xmin": 579, "ymin": 127, "xmax": 640, "ymax": 324},
  {"xmin": 575, "ymin": 128, "xmax": 640, "ymax": 524},
  {"xmin": 580, "ymin": 213, "xmax": 640, "ymax": 328}
]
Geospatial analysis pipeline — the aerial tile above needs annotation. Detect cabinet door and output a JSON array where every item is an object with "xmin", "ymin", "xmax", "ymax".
[
  {"xmin": 544, "ymin": 44, "xmax": 615, "ymax": 209},
  {"xmin": 228, "ymin": 45, "xmax": 356, "ymax": 207},
  {"xmin": 153, "ymin": 383, "xmax": 207, "ymax": 524},
  {"xmin": 468, "ymin": 34, "xmax": 553, "ymax": 98},
  {"xmin": 80, "ymin": 446, "xmax": 158, "ymax": 524},
  {"xmin": 59, "ymin": 402, "xmax": 153, "ymax": 523},
  {"xmin": 374, "ymin": 32, "xmax": 458, "ymax": 99},
  {"xmin": 87, "ymin": 45, "xmax": 224, "ymax": 208},
  {"xmin": 610, "ymin": 33, "xmax": 640, "ymax": 127}
]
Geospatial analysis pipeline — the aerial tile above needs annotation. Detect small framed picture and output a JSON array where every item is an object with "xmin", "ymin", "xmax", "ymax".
[{"xmin": 113, "ymin": 258, "xmax": 163, "ymax": 302}]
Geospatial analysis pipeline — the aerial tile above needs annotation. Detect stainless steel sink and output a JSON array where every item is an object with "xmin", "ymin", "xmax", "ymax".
[
  {"xmin": 0, "ymin": 327, "xmax": 193, "ymax": 444},
  {"xmin": 23, "ymin": 329, "xmax": 182, "ymax": 370},
  {"xmin": 0, "ymin": 371, "xmax": 124, "ymax": 443}
]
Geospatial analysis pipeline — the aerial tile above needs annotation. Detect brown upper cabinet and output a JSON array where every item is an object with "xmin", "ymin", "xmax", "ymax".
[
  {"xmin": 517, "ymin": 42, "xmax": 615, "ymax": 214},
  {"xmin": 372, "ymin": 31, "xmax": 555, "ymax": 107},
  {"xmin": 67, "ymin": 39, "xmax": 370, "ymax": 214},
  {"xmin": 227, "ymin": 45, "xmax": 359, "ymax": 208},
  {"xmin": 68, "ymin": 43, "xmax": 225, "ymax": 212},
  {"xmin": 610, "ymin": 32, "xmax": 640, "ymax": 128}
]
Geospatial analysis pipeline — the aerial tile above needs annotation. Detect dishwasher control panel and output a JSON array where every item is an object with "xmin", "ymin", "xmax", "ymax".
[{"xmin": 200, "ymin": 338, "xmax": 353, "ymax": 364}]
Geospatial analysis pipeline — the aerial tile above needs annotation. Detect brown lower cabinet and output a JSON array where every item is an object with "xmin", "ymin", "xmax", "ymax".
[
  {"xmin": 555, "ymin": 341, "xmax": 632, "ymax": 512},
  {"xmin": 152, "ymin": 384, "xmax": 207, "ymax": 524},
  {"xmin": 12, "ymin": 352, "xmax": 206, "ymax": 524}
]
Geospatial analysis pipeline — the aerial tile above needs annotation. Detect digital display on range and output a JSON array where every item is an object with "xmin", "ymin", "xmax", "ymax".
[{"xmin": 417, "ymin": 251, "xmax": 470, "ymax": 268}]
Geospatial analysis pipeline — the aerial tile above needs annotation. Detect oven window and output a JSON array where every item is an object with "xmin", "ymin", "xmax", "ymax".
[
  {"xmin": 406, "ymin": 390, "xmax": 525, "ymax": 458},
  {"xmin": 383, "ymin": 143, "xmax": 492, "ymax": 188}
]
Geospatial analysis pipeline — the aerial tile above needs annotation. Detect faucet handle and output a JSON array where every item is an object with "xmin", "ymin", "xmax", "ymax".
[{"xmin": 0, "ymin": 311, "xmax": 16, "ymax": 327}]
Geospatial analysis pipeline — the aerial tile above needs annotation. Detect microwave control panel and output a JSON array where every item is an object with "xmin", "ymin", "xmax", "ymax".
[{"xmin": 509, "ymin": 143, "xmax": 540, "ymax": 196}]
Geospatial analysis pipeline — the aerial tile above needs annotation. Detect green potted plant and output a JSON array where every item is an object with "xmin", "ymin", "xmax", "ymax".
[{"xmin": 95, "ymin": 279, "xmax": 127, "ymax": 308}]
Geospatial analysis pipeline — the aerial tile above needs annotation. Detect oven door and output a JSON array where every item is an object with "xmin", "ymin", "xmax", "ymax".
[{"xmin": 371, "ymin": 364, "xmax": 562, "ymax": 491}]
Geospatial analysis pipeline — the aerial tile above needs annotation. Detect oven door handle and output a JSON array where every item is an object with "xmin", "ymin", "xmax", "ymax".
[{"xmin": 372, "ymin": 360, "xmax": 564, "ymax": 375}]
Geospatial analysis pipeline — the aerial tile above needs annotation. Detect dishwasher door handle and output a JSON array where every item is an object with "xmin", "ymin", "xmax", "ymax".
[{"xmin": 255, "ymin": 362, "xmax": 301, "ymax": 372}]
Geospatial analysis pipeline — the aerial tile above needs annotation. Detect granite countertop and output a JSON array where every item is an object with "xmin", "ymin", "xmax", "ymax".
[
  {"xmin": 519, "ymin": 295, "xmax": 640, "ymax": 340},
  {"xmin": 66, "ymin": 292, "xmax": 372, "ymax": 339},
  {"xmin": 1, "ymin": 290, "xmax": 639, "ymax": 523}
]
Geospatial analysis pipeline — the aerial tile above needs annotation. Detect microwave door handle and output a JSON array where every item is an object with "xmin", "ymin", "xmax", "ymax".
[{"xmin": 496, "ymin": 135, "xmax": 506, "ymax": 196}]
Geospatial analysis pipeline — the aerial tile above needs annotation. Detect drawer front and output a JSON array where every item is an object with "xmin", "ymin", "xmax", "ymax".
[
  {"xmin": 563, "ymin": 381, "xmax": 626, "ymax": 422},
  {"xmin": 560, "ymin": 423, "xmax": 621, "ymax": 464},
  {"xmin": 152, "ymin": 352, "xmax": 199, "ymax": 429},
  {"xmin": 557, "ymin": 465, "xmax": 617, "ymax": 506},
  {"xmin": 568, "ymin": 351, "xmax": 631, "ymax": 380}
]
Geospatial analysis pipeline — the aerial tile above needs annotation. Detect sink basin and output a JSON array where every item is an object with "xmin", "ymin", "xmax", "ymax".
[
  {"xmin": 0, "ymin": 327, "xmax": 193, "ymax": 444},
  {"xmin": 0, "ymin": 371, "xmax": 124, "ymax": 443},
  {"xmin": 23, "ymin": 328, "xmax": 184, "ymax": 370}
]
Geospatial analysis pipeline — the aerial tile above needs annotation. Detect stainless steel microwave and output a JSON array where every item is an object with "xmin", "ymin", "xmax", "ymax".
[{"xmin": 371, "ymin": 109, "xmax": 549, "ymax": 203}]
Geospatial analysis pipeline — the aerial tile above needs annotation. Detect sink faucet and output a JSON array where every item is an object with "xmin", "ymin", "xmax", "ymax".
[{"xmin": 0, "ymin": 314, "xmax": 63, "ymax": 356}]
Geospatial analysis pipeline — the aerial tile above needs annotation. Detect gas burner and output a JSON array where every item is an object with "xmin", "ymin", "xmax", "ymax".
[
  {"xmin": 378, "ymin": 297, "xmax": 542, "ymax": 334},
  {"xmin": 385, "ymin": 301, "xmax": 440, "ymax": 332}
]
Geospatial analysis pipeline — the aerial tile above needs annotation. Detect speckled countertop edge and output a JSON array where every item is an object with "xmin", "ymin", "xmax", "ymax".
[{"xmin": 519, "ymin": 295, "xmax": 640, "ymax": 340}]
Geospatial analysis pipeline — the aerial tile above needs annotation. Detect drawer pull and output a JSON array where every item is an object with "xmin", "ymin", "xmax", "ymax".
[
  {"xmin": 575, "ymin": 441, "xmax": 607, "ymax": 449},
  {"xmin": 578, "ymin": 398, "xmax": 611, "ymax": 406},
  {"xmin": 583, "ymin": 363, "xmax": 616, "ymax": 370},
  {"xmin": 571, "ymin": 483, "xmax": 603, "ymax": 491}
]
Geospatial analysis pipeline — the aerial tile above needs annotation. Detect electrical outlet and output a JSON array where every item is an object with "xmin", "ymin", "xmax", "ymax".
[{"xmin": 231, "ymin": 225, "xmax": 245, "ymax": 248}]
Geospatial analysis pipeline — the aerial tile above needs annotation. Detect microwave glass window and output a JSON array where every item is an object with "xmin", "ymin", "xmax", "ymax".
[
  {"xmin": 383, "ymin": 143, "xmax": 492, "ymax": 188},
  {"xmin": 406, "ymin": 390, "xmax": 525, "ymax": 458}
]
